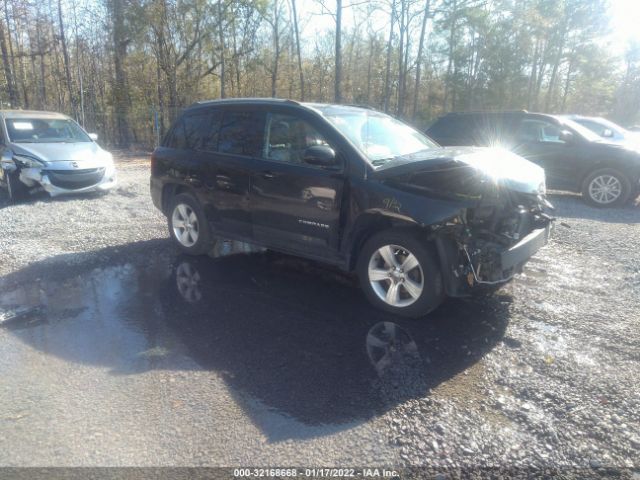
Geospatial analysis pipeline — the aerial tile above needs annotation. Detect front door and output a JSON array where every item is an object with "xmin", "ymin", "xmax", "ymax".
[
  {"xmin": 512, "ymin": 118, "xmax": 579, "ymax": 190},
  {"xmin": 250, "ymin": 111, "xmax": 345, "ymax": 258}
]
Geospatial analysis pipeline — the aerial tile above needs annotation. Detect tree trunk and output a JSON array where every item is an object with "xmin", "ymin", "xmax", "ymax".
[
  {"xmin": 443, "ymin": 0, "xmax": 457, "ymax": 112},
  {"xmin": 334, "ymin": 0, "xmax": 342, "ymax": 103},
  {"xmin": 412, "ymin": 0, "xmax": 430, "ymax": 120},
  {"xmin": 544, "ymin": 25, "xmax": 567, "ymax": 112},
  {"xmin": 291, "ymin": 0, "xmax": 304, "ymax": 100},
  {"xmin": 35, "ymin": 1, "xmax": 47, "ymax": 106},
  {"xmin": 271, "ymin": 0, "xmax": 280, "ymax": 98},
  {"xmin": 366, "ymin": 34, "xmax": 374, "ymax": 104},
  {"xmin": 218, "ymin": 0, "xmax": 226, "ymax": 98},
  {"xmin": 3, "ymin": 0, "xmax": 18, "ymax": 105},
  {"xmin": 383, "ymin": 0, "xmax": 396, "ymax": 113},
  {"xmin": 0, "ymin": 15, "xmax": 17, "ymax": 106},
  {"xmin": 111, "ymin": 0, "xmax": 130, "ymax": 147},
  {"xmin": 396, "ymin": 0, "xmax": 406, "ymax": 116},
  {"xmin": 58, "ymin": 0, "xmax": 76, "ymax": 116}
]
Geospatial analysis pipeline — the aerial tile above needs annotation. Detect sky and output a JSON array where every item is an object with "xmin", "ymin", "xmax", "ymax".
[{"xmin": 609, "ymin": 0, "xmax": 640, "ymax": 52}]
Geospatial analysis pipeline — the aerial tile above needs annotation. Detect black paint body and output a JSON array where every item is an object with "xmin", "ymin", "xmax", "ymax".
[{"xmin": 151, "ymin": 99, "xmax": 551, "ymax": 297}]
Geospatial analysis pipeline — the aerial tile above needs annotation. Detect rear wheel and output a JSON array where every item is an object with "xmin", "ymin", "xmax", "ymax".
[
  {"xmin": 582, "ymin": 168, "xmax": 630, "ymax": 207},
  {"xmin": 168, "ymin": 193, "xmax": 213, "ymax": 255},
  {"xmin": 357, "ymin": 231, "xmax": 444, "ymax": 318}
]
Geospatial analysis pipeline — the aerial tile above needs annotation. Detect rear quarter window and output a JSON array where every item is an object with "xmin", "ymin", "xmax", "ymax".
[
  {"xmin": 164, "ymin": 110, "xmax": 222, "ymax": 150},
  {"xmin": 428, "ymin": 116, "xmax": 475, "ymax": 138},
  {"xmin": 218, "ymin": 110, "xmax": 265, "ymax": 157}
]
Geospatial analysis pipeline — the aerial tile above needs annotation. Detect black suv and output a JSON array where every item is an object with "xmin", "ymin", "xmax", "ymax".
[
  {"xmin": 426, "ymin": 111, "xmax": 640, "ymax": 207},
  {"xmin": 151, "ymin": 99, "xmax": 552, "ymax": 317}
]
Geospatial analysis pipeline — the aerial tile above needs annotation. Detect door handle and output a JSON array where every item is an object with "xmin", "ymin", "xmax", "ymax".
[
  {"xmin": 185, "ymin": 175, "xmax": 202, "ymax": 187},
  {"xmin": 261, "ymin": 171, "xmax": 276, "ymax": 179}
]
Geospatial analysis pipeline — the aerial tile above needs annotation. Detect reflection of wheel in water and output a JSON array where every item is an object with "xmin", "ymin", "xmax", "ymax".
[
  {"xmin": 175, "ymin": 262, "xmax": 202, "ymax": 303},
  {"xmin": 366, "ymin": 321, "xmax": 419, "ymax": 377}
]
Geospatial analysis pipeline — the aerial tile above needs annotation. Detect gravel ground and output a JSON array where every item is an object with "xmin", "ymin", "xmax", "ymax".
[
  {"xmin": 0, "ymin": 153, "xmax": 166, "ymax": 275},
  {"xmin": 0, "ymin": 153, "xmax": 639, "ymax": 476}
]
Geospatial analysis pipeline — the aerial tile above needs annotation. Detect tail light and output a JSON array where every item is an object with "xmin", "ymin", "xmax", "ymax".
[{"xmin": 150, "ymin": 152, "xmax": 157, "ymax": 173}]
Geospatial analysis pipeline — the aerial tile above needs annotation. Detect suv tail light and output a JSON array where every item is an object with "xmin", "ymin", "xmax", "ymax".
[{"xmin": 150, "ymin": 152, "xmax": 157, "ymax": 173}]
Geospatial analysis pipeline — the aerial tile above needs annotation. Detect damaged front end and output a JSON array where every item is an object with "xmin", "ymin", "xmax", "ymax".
[
  {"xmin": 433, "ymin": 190, "xmax": 553, "ymax": 296},
  {"xmin": 1, "ymin": 151, "xmax": 116, "ymax": 197},
  {"xmin": 375, "ymin": 147, "xmax": 554, "ymax": 296}
]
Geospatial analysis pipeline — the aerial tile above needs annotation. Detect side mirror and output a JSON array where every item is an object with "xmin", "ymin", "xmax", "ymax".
[
  {"xmin": 88, "ymin": 133, "xmax": 99, "ymax": 141},
  {"xmin": 559, "ymin": 130, "xmax": 574, "ymax": 144},
  {"xmin": 602, "ymin": 128, "xmax": 614, "ymax": 138},
  {"xmin": 303, "ymin": 145, "xmax": 338, "ymax": 167}
]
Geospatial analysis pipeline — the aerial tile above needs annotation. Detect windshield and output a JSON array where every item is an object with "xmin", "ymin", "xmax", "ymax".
[
  {"xmin": 560, "ymin": 118, "xmax": 604, "ymax": 143},
  {"xmin": 5, "ymin": 117, "xmax": 92, "ymax": 143},
  {"xmin": 320, "ymin": 110, "xmax": 439, "ymax": 166}
]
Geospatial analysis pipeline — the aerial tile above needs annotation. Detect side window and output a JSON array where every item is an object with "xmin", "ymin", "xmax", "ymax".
[
  {"xmin": 164, "ymin": 118, "xmax": 186, "ymax": 149},
  {"xmin": 201, "ymin": 110, "xmax": 223, "ymax": 151},
  {"xmin": 183, "ymin": 114, "xmax": 205, "ymax": 150},
  {"xmin": 218, "ymin": 110, "xmax": 265, "ymax": 156},
  {"xmin": 515, "ymin": 119, "xmax": 564, "ymax": 144},
  {"xmin": 264, "ymin": 113, "xmax": 330, "ymax": 165},
  {"xmin": 183, "ymin": 110, "xmax": 223, "ymax": 151},
  {"xmin": 577, "ymin": 120, "xmax": 605, "ymax": 136}
]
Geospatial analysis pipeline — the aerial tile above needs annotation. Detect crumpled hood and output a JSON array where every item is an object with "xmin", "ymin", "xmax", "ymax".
[
  {"xmin": 11, "ymin": 142, "xmax": 110, "ymax": 166},
  {"xmin": 373, "ymin": 146, "xmax": 546, "ymax": 196}
]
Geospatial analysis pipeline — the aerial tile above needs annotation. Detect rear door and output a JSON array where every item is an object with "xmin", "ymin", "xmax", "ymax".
[
  {"xmin": 197, "ymin": 108, "xmax": 265, "ymax": 239},
  {"xmin": 511, "ymin": 117, "xmax": 579, "ymax": 189},
  {"xmin": 250, "ymin": 109, "xmax": 345, "ymax": 258}
]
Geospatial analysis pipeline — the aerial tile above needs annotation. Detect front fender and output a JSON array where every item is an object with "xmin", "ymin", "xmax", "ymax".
[{"xmin": 365, "ymin": 187, "xmax": 469, "ymax": 227}]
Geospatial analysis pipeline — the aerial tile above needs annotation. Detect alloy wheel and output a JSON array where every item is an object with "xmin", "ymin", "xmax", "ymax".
[
  {"xmin": 588, "ymin": 174, "xmax": 622, "ymax": 205},
  {"xmin": 368, "ymin": 244, "xmax": 424, "ymax": 307},
  {"xmin": 172, "ymin": 203, "xmax": 200, "ymax": 247}
]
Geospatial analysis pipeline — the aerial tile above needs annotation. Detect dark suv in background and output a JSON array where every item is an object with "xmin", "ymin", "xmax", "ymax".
[
  {"xmin": 426, "ymin": 111, "xmax": 640, "ymax": 207},
  {"xmin": 151, "ymin": 99, "xmax": 552, "ymax": 317}
]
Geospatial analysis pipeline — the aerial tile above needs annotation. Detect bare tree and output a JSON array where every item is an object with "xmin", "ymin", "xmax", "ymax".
[{"xmin": 290, "ymin": 0, "xmax": 304, "ymax": 100}]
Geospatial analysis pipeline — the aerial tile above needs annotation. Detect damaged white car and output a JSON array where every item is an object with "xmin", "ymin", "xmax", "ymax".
[{"xmin": 0, "ymin": 110, "xmax": 116, "ymax": 201}]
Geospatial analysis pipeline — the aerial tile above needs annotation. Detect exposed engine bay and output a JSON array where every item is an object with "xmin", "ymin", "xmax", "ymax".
[{"xmin": 433, "ymin": 190, "xmax": 554, "ymax": 296}]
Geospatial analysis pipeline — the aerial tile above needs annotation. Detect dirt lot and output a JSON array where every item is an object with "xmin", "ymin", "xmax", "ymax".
[{"xmin": 0, "ymin": 153, "xmax": 639, "ymax": 475}]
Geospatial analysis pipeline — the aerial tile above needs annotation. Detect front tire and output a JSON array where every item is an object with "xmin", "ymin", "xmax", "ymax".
[
  {"xmin": 168, "ymin": 193, "xmax": 213, "ymax": 255},
  {"xmin": 6, "ymin": 172, "xmax": 27, "ymax": 202},
  {"xmin": 356, "ymin": 231, "xmax": 445, "ymax": 318},
  {"xmin": 582, "ymin": 168, "xmax": 630, "ymax": 207}
]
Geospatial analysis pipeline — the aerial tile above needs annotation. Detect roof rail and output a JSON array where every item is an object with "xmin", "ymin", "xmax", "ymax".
[
  {"xmin": 344, "ymin": 103, "xmax": 378, "ymax": 111},
  {"xmin": 445, "ymin": 109, "xmax": 528, "ymax": 115}
]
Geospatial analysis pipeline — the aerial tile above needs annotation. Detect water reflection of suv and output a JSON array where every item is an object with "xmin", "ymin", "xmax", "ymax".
[
  {"xmin": 426, "ymin": 111, "xmax": 640, "ymax": 207},
  {"xmin": 151, "ymin": 99, "xmax": 552, "ymax": 317}
]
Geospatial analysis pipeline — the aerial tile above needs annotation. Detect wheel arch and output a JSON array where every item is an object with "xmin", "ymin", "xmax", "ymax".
[
  {"xmin": 161, "ymin": 182, "xmax": 195, "ymax": 214},
  {"xmin": 346, "ymin": 213, "xmax": 432, "ymax": 271},
  {"xmin": 580, "ymin": 163, "xmax": 631, "ymax": 191}
]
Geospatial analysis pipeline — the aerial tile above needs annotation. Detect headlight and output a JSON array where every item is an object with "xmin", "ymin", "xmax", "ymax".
[
  {"xmin": 13, "ymin": 154, "xmax": 45, "ymax": 168},
  {"xmin": 99, "ymin": 151, "xmax": 114, "ymax": 166}
]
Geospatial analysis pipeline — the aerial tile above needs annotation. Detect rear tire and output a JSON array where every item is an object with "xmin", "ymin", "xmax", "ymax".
[
  {"xmin": 582, "ymin": 168, "xmax": 630, "ymax": 208},
  {"xmin": 356, "ymin": 230, "xmax": 445, "ymax": 319},
  {"xmin": 168, "ymin": 193, "xmax": 213, "ymax": 255}
]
